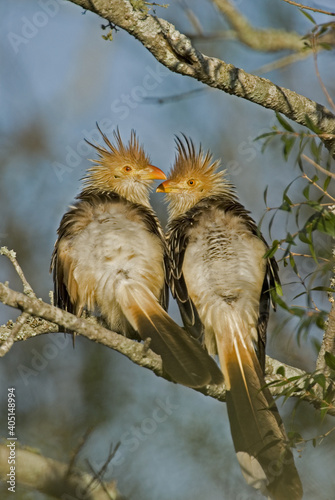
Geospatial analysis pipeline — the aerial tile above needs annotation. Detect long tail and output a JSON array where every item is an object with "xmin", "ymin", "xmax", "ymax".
[
  {"xmin": 214, "ymin": 314, "xmax": 303, "ymax": 500},
  {"xmin": 117, "ymin": 280, "xmax": 223, "ymax": 388}
]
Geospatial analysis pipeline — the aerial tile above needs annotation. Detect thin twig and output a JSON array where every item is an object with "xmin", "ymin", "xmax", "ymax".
[
  {"xmin": 0, "ymin": 312, "xmax": 30, "ymax": 357},
  {"xmin": 281, "ymin": 0, "xmax": 335, "ymax": 16},
  {"xmin": 0, "ymin": 246, "xmax": 36, "ymax": 297},
  {"xmin": 302, "ymin": 173, "xmax": 335, "ymax": 201},
  {"xmin": 283, "ymin": 251, "xmax": 329, "ymax": 262},
  {"xmin": 302, "ymin": 154, "xmax": 335, "ymax": 179},
  {"xmin": 178, "ymin": 0, "xmax": 203, "ymax": 35},
  {"xmin": 0, "ymin": 444, "xmax": 122, "ymax": 500},
  {"xmin": 66, "ymin": 427, "xmax": 95, "ymax": 478},
  {"xmin": 255, "ymin": 50, "xmax": 315, "ymax": 74},
  {"xmin": 85, "ymin": 442, "xmax": 121, "ymax": 497},
  {"xmin": 143, "ymin": 87, "xmax": 205, "ymax": 104}
]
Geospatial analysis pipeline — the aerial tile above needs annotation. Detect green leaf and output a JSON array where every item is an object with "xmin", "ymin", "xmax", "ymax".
[
  {"xmin": 316, "ymin": 315, "xmax": 325, "ymax": 329},
  {"xmin": 254, "ymin": 132, "xmax": 278, "ymax": 141},
  {"xmin": 279, "ymin": 200, "xmax": 292, "ymax": 212},
  {"xmin": 287, "ymin": 431, "xmax": 303, "ymax": 445},
  {"xmin": 299, "ymin": 8, "xmax": 316, "ymax": 24},
  {"xmin": 311, "ymin": 286, "xmax": 335, "ymax": 293},
  {"xmin": 303, "ymin": 184, "xmax": 310, "ymax": 200},
  {"xmin": 261, "ymin": 135, "xmax": 275, "ymax": 154},
  {"xmin": 325, "ymin": 351, "xmax": 335, "ymax": 371},
  {"xmin": 289, "ymin": 253, "xmax": 298, "ymax": 274},
  {"xmin": 276, "ymin": 365, "xmax": 285, "ymax": 377},
  {"xmin": 292, "ymin": 291, "xmax": 307, "ymax": 300},
  {"xmin": 287, "ymin": 375, "xmax": 305, "ymax": 382},
  {"xmin": 272, "ymin": 293, "xmax": 290, "ymax": 311},
  {"xmin": 314, "ymin": 373, "xmax": 326, "ymax": 391},
  {"xmin": 317, "ymin": 211, "xmax": 335, "ymax": 237},
  {"xmin": 309, "ymin": 242, "xmax": 318, "ymax": 263},
  {"xmin": 310, "ymin": 137, "xmax": 322, "ymax": 161},
  {"xmin": 275, "ymin": 281, "xmax": 283, "ymax": 297},
  {"xmin": 268, "ymin": 212, "xmax": 277, "ymax": 239},
  {"xmin": 320, "ymin": 406, "xmax": 329, "ymax": 420},
  {"xmin": 319, "ymin": 42, "xmax": 333, "ymax": 51},
  {"xmin": 283, "ymin": 136, "xmax": 296, "ymax": 160},
  {"xmin": 306, "ymin": 199, "xmax": 322, "ymax": 211},
  {"xmin": 324, "ymin": 175, "xmax": 331, "ymax": 192},
  {"xmin": 285, "ymin": 232, "xmax": 296, "ymax": 246},
  {"xmin": 264, "ymin": 240, "xmax": 279, "ymax": 259},
  {"xmin": 276, "ymin": 112, "xmax": 295, "ymax": 132},
  {"xmin": 283, "ymin": 386, "xmax": 298, "ymax": 402},
  {"xmin": 298, "ymin": 230, "xmax": 311, "ymax": 244},
  {"xmin": 263, "ymin": 185, "xmax": 268, "ymax": 206},
  {"xmin": 283, "ymin": 193, "xmax": 293, "ymax": 205},
  {"xmin": 289, "ymin": 307, "xmax": 305, "ymax": 318}
]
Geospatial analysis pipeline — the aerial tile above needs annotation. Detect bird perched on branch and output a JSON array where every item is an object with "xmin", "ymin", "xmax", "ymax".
[
  {"xmin": 51, "ymin": 126, "xmax": 223, "ymax": 388},
  {"xmin": 157, "ymin": 137, "xmax": 303, "ymax": 499}
]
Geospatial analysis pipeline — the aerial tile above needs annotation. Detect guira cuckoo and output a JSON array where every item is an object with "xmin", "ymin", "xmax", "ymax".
[
  {"xmin": 157, "ymin": 137, "xmax": 303, "ymax": 499},
  {"xmin": 51, "ymin": 127, "xmax": 223, "ymax": 388}
]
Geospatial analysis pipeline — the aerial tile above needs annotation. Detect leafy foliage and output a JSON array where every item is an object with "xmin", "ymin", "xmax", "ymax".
[
  {"xmin": 268, "ymin": 363, "xmax": 335, "ymax": 420},
  {"xmin": 257, "ymin": 114, "xmax": 334, "ymax": 343}
]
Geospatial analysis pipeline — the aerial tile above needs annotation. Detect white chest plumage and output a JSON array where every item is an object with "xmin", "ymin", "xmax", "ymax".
[
  {"xmin": 58, "ymin": 199, "xmax": 165, "ymax": 333},
  {"xmin": 182, "ymin": 208, "xmax": 266, "ymax": 351}
]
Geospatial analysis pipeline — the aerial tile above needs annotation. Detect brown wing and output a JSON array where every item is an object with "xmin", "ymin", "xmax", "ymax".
[
  {"xmin": 50, "ymin": 197, "xmax": 98, "ymax": 317},
  {"xmin": 166, "ymin": 212, "xmax": 205, "ymax": 341}
]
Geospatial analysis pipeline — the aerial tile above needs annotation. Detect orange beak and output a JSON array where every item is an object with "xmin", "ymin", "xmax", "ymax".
[
  {"xmin": 142, "ymin": 165, "xmax": 167, "ymax": 181},
  {"xmin": 156, "ymin": 180, "xmax": 176, "ymax": 193}
]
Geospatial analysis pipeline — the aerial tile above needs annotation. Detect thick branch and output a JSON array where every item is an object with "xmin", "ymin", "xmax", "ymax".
[
  {"xmin": 0, "ymin": 444, "xmax": 121, "ymax": 499},
  {"xmin": 1, "ymin": 282, "xmax": 335, "ymax": 414},
  {"xmin": 69, "ymin": 0, "xmax": 335, "ymax": 156}
]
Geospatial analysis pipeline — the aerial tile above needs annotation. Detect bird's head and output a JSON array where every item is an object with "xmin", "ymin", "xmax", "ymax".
[
  {"xmin": 83, "ymin": 126, "xmax": 166, "ymax": 206},
  {"xmin": 156, "ymin": 135, "xmax": 235, "ymax": 219}
]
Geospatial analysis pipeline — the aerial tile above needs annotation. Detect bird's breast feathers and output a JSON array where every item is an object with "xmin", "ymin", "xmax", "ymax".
[
  {"xmin": 181, "ymin": 207, "xmax": 266, "ymax": 312},
  {"xmin": 57, "ymin": 196, "xmax": 165, "ymax": 322}
]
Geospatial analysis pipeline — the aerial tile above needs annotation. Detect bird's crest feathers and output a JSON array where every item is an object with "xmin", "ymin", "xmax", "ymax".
[
  {"xmin": 81, "ymin": 125, "xmax": 157, "ymax": 206},
  {"xmin": 161, "ymin": 135, "xmax": 237, "ymax": 219}
]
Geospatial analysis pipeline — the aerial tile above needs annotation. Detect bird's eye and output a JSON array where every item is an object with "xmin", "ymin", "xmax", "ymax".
[
  {"xmin": 123, "ymin": 165, "xmax": 132, "ymax": 173},
  {"xmin": 187, "ymin": 179, "xmax": 196, "ymax": 187}
]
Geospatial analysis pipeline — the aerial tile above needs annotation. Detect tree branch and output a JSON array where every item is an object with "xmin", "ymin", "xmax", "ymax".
[
  {"xmin": 68, "ymin": 0, "xmax": 335, "ymax": 156},
  {"xmin": 0, "ymin": 281, "xmax": 164, "ymax": 378},
  {"xmin": 1, "ymin": 281, "xmax": 334, "ymax": 414},
  {"xmin": 0, "ymin": 444, "xmax": 122, "ymax": 499},
  {"xmin": 280, "ymin": 0, "xmax": 335, "ymax": 16}
]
